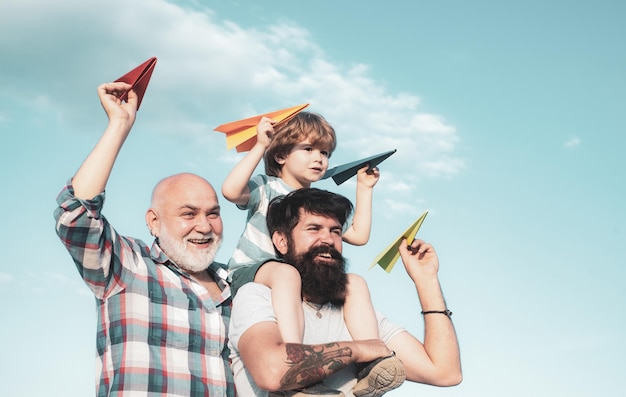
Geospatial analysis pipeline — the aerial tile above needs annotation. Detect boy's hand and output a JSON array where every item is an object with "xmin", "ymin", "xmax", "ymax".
[
  {"xmin": 356, "ymin": 165, "xmax": 380, "ymax": 188},
  {"xmin": 256, "ymin": 116, "xmax": 275, "ymax": 149}
]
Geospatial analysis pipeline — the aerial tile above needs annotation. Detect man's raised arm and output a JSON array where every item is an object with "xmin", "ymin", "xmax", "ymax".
[
  {"xmin": 387, "ymin": 239, "xmax": 462, "ymax": 387},
  {"xmin": 72, "ymin": 82, "xmax": 137, "ymax": 200}
]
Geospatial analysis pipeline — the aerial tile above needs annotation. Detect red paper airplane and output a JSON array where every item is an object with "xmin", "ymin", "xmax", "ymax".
[
  {"xmin": 114, "ymin": 57, "xmax": 157, "ymax": 110},
  {"xmin": 214, "ymin": 103, "xmax": 310, "ymax": 152}
]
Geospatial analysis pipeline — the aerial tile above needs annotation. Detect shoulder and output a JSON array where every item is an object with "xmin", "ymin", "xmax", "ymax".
[
  {"xmin": 233, "ymin": 282, "xmax": 271, "ymax": 306},
  {"xmin": 229, "ymin": 283, "xmax": 276, "ymax": 350},
  {"xmin": 250, "ymin": 175, "xmax": 291, "ymax": 195}
]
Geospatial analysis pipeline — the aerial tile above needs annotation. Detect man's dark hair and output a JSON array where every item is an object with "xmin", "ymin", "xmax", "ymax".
[{"xmin": 267, "ymin": 188, "xmax": 353, "ymax": 252}]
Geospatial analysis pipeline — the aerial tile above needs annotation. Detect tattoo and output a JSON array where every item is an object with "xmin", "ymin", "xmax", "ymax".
[{"xmin": 281, "ymin": 343, "xmax": 353, "ymax": 388}]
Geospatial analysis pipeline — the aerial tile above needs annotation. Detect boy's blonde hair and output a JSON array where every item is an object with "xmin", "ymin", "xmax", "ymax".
[{"xmin": 264, "ymin": 112, "xmax": 337, "ymax": 177}]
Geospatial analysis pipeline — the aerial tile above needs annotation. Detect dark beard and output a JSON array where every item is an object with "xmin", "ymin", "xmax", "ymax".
[{"xmin": 283, "ymin": 245, "xmax": 348, "ymax": 306}]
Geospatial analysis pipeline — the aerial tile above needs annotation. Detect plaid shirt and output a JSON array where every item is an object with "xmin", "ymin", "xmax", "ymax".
[{"xmin": 54, "ymin": 182, "xmax": 235, "ymax": 397}]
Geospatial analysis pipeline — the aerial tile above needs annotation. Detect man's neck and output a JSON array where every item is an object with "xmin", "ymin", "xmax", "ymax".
[{"xmin": 189, "ymin": 269, "xmax": 222, "ymax": 301}]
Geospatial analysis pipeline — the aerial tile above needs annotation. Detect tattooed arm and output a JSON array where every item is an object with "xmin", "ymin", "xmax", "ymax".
[{"xmin": 237, "ymin": 321, "xmax": 391, "ymax": 391}]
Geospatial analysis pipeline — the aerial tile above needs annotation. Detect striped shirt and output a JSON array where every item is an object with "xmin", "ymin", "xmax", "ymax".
[
  {"xmin": 54, "ymin": 182, "xmax": 235, "ymax": 397},
  {"xmin": 227, "ymin": 174, "xmax": 293, "ymax": 276}
]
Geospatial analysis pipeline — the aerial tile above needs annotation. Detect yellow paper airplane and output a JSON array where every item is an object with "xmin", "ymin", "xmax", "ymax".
[
  {"xmin": 214, "ymin": 103, "xmax": 309, "ymax": 152},
  {"xmin": 369, "ymin": 211, "xmax": 428, "ymax": 273}
]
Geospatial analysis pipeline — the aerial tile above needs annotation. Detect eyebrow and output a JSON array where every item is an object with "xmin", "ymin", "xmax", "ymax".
[
  {"xmin": 303, "ymin": 220, "xmax": 341, "ymax": 229},
  {"xmin": 178, "ymin": 204, "xmax": 221, "ymax": 212}
]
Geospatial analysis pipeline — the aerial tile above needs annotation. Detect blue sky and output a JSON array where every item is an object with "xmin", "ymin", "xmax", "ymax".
[{"xmin": 1, "ymin": 1, "xmax": 624, "ymax": 396}]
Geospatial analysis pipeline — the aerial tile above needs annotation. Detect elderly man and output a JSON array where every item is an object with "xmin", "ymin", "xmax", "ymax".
[
  {"xmin": 229, "ymin": 188, "xmax": 462, "ymax": 396},
  {"xmin": 54, "ymin": 82, "xmax": 234, "ymax": 396}
]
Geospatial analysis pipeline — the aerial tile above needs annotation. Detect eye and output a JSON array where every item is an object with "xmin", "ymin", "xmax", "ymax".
[{"xmin": 320, "ymin": 150, "xmax": 329, "ymax": 157}]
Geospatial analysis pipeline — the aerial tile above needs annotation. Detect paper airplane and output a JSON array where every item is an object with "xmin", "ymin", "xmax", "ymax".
[
  {"xmin": 322, "ymin": 149, "xmax": 397, "ymax": 185},
  {"xmin": 114, "ymin": 56, "xmax": 157, "ymax": 110},
  {"xmin": 214, "ymin": 103, "xmax": 310, "ymax": 152},
  {"xmin": 369, "ymin": 211, "xmax": 428, "ymax": 273}
]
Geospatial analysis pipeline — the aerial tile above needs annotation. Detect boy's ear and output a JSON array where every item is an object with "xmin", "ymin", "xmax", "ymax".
[
  {"xmin": 145, "ymin": 208, "xmax": 160, "ymax": 238},
  {"xmin": 274, "ymin": 154, "xmax": 286, "ymax": 165},
  {"xmin": 272, "ymin": 231, "xmax": 289, "ymax": 255}
]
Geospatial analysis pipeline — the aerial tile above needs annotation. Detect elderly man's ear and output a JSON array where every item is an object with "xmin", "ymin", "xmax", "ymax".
[
  {"xmin": 271, "ymin": 232, "xmax": 289, "ymax": 256},
  {"xmin": 145, "ymin": 209, "xmax": 159, "ymax": 238}
]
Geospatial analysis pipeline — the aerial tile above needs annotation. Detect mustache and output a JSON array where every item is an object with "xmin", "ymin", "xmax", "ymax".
[
  {"xmin": 184, "ymin": 233, "xmax": 216, "ymax": 241},
  {"xmin": 306, "ymin": 245, "xmax": 343, "ymax": 261}
]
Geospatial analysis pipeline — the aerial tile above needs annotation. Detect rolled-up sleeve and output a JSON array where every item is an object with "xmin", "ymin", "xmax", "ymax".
[{"xmin": 54, "ymin": 180, "xmax": 140, "ymax": 299}]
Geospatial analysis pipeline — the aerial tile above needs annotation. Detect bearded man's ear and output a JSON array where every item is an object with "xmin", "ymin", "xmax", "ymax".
[{"xmin": 271, "ymin": 232, "xmax": 289, "ymax": 255}]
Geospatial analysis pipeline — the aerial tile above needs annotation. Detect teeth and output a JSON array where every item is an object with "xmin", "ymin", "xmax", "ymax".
[{"xmin": 189, "ymin": 239, "xmax": 209, "ymax": 244}]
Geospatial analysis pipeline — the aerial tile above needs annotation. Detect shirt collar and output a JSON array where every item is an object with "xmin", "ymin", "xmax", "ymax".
[{"xmin": 150, "ymin": 240, "xmax": 231, "ymax": 300}]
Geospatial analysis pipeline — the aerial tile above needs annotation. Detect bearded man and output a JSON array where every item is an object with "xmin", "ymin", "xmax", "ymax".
[
  {"xmin": 54, "ymin": 81, "xmax": 234, "ymax": 396},
  {"xmin": 228, "ymin": 188, "xmax": 462, "ymax": 397}
]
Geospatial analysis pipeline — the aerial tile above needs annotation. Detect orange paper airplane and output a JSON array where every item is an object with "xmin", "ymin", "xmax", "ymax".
[
  {"xmin": 114, "ymin": 56, "xmax": 157, "ymax": 110},
  {"xmin": 214, "ymin": 103, "xmax": 310, "ymax": 152}
]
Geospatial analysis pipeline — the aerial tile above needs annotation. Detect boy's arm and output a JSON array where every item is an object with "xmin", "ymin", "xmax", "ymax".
[
  {"xmin": 342, "ymin": 165, "xmax": 379, "ymax": 245},
  {"xmin": 73, "ymin": 82, "xmax": 138, "ymax": 200},
  {"xmin": 221, "ymin": 117, "xmax": 274, "ymax": 206}
]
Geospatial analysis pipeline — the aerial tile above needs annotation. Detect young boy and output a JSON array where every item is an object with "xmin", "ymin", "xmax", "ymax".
[{"xmin": 222, "ymin": 112, "xmax": 380, "ymax": 345}]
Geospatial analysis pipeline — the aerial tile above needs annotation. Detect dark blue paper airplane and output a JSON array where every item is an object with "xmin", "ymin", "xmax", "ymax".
[{"xmin": 322, "ymin": 149, "xmax": 397, "ymax": 185}]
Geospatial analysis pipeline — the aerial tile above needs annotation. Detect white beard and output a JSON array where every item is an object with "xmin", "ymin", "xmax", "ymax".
[{"xmin": 158, "ymin": 226, "xmax": 222, "ymax": 273}]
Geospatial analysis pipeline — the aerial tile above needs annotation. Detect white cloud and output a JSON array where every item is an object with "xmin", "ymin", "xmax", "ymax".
[
  {"xmin": 0, "ymin": 0, "xmax": 464, "ymax": 197},
  {"xmin": 0, "ymin": 272, "xmax": 14, "ymax": 284},
  {"xmin": 381, "ymin": 198, "xmax": 426, "ymax": 218},
  {"xmin": 564, "ymin": 136, "xmax": 581, "ymax": 149}
]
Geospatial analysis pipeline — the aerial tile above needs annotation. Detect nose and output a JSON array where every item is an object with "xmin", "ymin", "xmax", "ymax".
[
  {"xmin": 195, "ymin": 216, "xmax": 213, "ymax": 234},
  {"xmin": 312, "ymin": 149, "xmax": 323, "ymax": 162},
  {"xmin": 318, "ymin": 228, "xmax": 334, "ymax": 244}
]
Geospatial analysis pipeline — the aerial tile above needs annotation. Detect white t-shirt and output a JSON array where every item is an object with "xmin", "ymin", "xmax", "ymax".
[{"xmin": 229, "ymin": 283, "xmax": 405, "ymax": 397}]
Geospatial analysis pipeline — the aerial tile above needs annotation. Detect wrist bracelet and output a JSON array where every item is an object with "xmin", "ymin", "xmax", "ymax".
[{"xmin": 421, "ymin": 309, "xmax": 453, "ymax": 317}]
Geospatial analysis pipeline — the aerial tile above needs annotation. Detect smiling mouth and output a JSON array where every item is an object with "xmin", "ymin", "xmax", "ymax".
[
  {"xmin": 188, "ymin": 238, "xmax": 212, "ymax": 245},
  {"xmin": 315, "ymin": 252, "xmax": 338, "ymax": 264}
]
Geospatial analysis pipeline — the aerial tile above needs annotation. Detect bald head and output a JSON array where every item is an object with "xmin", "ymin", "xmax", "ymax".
[
  {"xmin": 145, "ymin": 173, "xmax": 223, "ymax": 273},
  {"xmin": 151, "ymin": 173, "xmax": 217, "ymax": 211}
]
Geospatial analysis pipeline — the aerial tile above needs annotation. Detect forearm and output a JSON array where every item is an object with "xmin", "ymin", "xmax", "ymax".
[
  {"xmin": 415, "ymin": 275, "xmax": 461, "ymax": 384},
  {"xmin": 72, "ymin": 119, "xmax": 131, "ymax": 200},
  {"xmin": 239, "ymin": 323, "xmax": 390, "ymax": 391},
  {"xmin": 344, "ymin": 185, "xmax": 373, "ymax": 245},
  {"xmin": 278, "ymin": 342, "xmax": 359, "ymax": 390},
  {"xmin": 221, "ymin": 144, "xmax": 265, "ymax": 204},
  {"xmin": 244, "ymin": 341, "xmax": 359, "ymax": 390}
]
